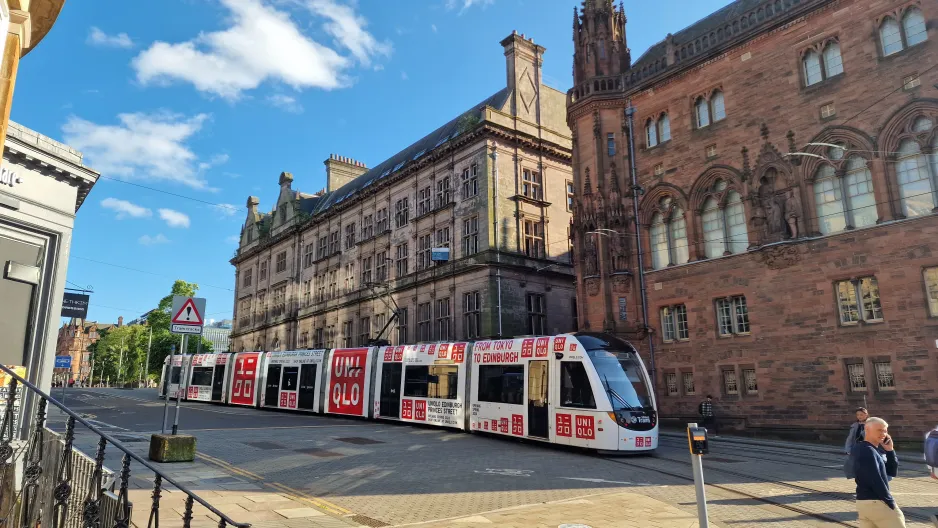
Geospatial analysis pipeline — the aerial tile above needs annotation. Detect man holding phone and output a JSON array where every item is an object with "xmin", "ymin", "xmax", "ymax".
[{"xmin": 853, "ymin": 417, "xmax": 906, "ymax": 527}]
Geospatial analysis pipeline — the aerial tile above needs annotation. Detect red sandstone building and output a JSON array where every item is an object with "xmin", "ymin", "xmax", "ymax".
[
  {"xmin": 567, "ymin": 0, "xmax": 938, "ymax": 439},
  {"xmin": 55, "ymin": 317, "xmax": 122, "ymax": 381}
]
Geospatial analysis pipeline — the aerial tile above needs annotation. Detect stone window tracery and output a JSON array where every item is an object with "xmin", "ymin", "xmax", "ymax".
[
  {"xmin": 645, "ymin": 113, "xmax": 671, "ymax": 148},
  {"xmin": 648, "ymin": 196, "xmax": 689, "ymax": 269},
  {"xmin": 802, "ymin": 38, "xmax": 843, "ymax": 87},
  {"xmin": 879, "ymin": 6, "xmax": 928, "ymax": 56},
  {"xmin": 694, "ymin": 90, "xmax": 726, "ymax": 129},
  {"xmin": 813, "ymin": 150, "xmax": 877, "ymax": 234},
  {"xmin": 699, "ymin": 179, "xmax": 748, "ymax": 258}
]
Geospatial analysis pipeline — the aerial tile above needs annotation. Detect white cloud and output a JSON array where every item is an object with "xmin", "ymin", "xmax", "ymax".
[
  {"xmin": 199, "ymin": 153, "xmax": 230, "ymax": 173},
  {"xmin": 446, "ymin": 0, "xmax": 494, "ymax": 13},
  {"xmin": 88, "ymin": 27, "xmax": 134, "ymax": 48},
  {"xmin": 431, "ymin": 24, "xmax": 438, "ymax": 33},
  {"xmin": 63, "ymin": 112, "xmax": 212, "ymax": 190},
  {"xmin": 401, "ymin": 71, "xmax": 408, "ymax": 81},
  {"xmin": 139, "ymin": 234, "xmax": 170, "ymax": 245},
  {"xmin": 214, "ymin": 203, "xmax": 239, "ymax": 217},
  {"xmin": 101, "ymin": 198, "xmax": 152, "ymax": 219},
  {"xmin": 159, "ymin": 209, "xmax": 191, "ymax": 228},
  {"xmin": 132, "ymin": 0, "xmax": 389, "ymax": 100},
  {"xmin": 266, "ymin": 94, "xmax": 304, "ymax": 114}
]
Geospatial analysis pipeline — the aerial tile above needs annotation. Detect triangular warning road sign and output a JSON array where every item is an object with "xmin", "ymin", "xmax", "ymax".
[{"xmin": 171, "ymin": 298, "xmax": 204, "ymax": 325}]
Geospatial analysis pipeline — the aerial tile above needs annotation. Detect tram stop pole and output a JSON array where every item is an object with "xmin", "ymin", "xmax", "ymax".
[
  {"xmin": 687, "ymin": 422, "xmax": 710, "ymax": 528},
  {"xmin": 171, "ymin": 334, "xmax": 189, "ymax": 435},
  {"xmin": 161, "ymin": 343, "xmax": 177, "ymax": 434}
]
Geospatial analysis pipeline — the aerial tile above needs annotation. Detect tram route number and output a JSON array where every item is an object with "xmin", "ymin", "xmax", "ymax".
[{"xmin": 556, "ymin": 414, "xmax": 595, "ymax": 440}]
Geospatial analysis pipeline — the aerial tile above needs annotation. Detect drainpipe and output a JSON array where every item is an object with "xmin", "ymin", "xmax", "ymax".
[
  {"xmin": 625, "ymin": 101, "xmax": 657, "ymax": 395},
  {"xmin": 490, "ymin": 143, "xmax": 503, "ymax": 337}
]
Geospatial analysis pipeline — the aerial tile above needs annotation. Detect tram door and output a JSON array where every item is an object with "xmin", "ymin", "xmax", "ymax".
[
  {"xmin": 264, "ymin": 364, "xmax": 282, "ymax": 407},
  {"xmin": 211, "ymin": 365, "xmax": 225, "ymax": 401},
  {"xmin": 298, "ymin": 364, "xmax": 317, "ymax": 410},
  {"xmin": 528, "ymin": 361, "xmax": 549, "ymax": 438},
  {"xmin": 380, "ymin": 364, "xmax": 403, "ymax": 418}
]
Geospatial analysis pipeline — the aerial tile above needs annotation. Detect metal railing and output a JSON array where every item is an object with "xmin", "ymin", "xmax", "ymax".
[{"xmin": 0, "ymin": 364, "xmax": 250, "ymax": 528}]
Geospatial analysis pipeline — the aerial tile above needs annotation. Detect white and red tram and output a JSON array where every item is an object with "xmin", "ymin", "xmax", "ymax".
[
  {"xmin": 185, "ymin": 353, "xmax": 231, "ymax": 403},
  {"xmin": 153, "ymin": 333, "xmax": 657, "ymax": 452},
  {"xmin": 158, "ymin": 355, "xmax": 186, "ymax": 399}
]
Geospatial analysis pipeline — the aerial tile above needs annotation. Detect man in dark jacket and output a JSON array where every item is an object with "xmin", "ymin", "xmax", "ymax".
[{"xmin": 853, "ymin": 417, "xmax": 905, "ymax": 528}]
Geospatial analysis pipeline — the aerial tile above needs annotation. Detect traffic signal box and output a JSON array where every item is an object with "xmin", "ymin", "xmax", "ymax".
[{"xmin": 687, "ymin": 425, "xmax": 709, "ymax": 455}]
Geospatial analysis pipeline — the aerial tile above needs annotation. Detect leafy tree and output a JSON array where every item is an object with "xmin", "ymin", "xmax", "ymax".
[{"xmin": 139, "ymin": 280, "xmax": 214, "ymax": 383}]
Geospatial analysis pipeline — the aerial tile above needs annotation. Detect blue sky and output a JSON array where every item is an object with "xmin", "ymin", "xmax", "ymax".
[{"xmin": 13, "ymin": 0, "xmax": 732, "ymax": 325}]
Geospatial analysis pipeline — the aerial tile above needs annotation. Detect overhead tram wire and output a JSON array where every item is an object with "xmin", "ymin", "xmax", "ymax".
[
  {"xmin": 70, "ymin": 256, "xmax": 234, "ymax": 292},
  {"xmin": 96, "ymin": 175, "xmax": 238, "ymax": 213}
]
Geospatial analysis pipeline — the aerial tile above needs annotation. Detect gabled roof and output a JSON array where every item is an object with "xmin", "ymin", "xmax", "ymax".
[{"xmin": 309, "ymin": 88, "xmax": 511, "ymax": 216}]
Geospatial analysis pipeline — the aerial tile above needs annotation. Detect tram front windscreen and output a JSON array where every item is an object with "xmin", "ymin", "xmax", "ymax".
[{"xmin": 586, "ymin": 349, "xmax": 653, "ymax": 411}]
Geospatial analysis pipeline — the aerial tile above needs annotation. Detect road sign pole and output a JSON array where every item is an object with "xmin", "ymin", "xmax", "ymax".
[
  {"xmin": 142, "ymin": 327, "xmax": 152, "ymax": 388},
  {"xmin": 171, "ymin": 334, "xmax": 188, "ymax": 435},
  {"xmin": 161, "ymin": 345, "xmax": 175, "ymax": 434}
]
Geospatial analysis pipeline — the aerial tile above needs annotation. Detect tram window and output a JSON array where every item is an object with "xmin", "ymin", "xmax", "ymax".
[
  {"xmin": 428, "ymin": 366, "xmax": 458, "ymax": 400},
  {"xmin": 282, "ymin": 367, "xmax": 299, "ymax": 390},
  {"xmin": 404, "ymin": 366, "xmax": 429, "ymax": 397},
  {"xmin": 478, "ymin": 365, "xmax": 524, "ymax": 405},
  {"xmin": 190, "ymin": 367, "xmax": 213, "ymax": 387},
  {"xmin": 170, "ymin": 367, "xmax": 182, "ymax": 384},
  {"xmin": 560, "ymin": 362, "xmax": 596, "ymax": 409}
]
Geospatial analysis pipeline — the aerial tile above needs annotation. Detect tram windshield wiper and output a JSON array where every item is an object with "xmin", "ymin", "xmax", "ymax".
[{"xmin": 602, "ymin": 374, "xmax": 635, "ymax": 411}]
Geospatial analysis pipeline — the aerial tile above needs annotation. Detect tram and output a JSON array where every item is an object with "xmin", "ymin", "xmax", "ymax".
[{"xmin": 156, "ymin": 332, "xmax": 658, "ymax": 452}]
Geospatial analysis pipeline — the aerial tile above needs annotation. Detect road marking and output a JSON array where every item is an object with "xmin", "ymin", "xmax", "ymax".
[
  {"xmin": 473, "ymin": 469, "xmax": 533, "ymax": 477},
  {"xmin": 197, "ymin": 452, "xmax": 264, "ymax": 481},
  {"xmin": 560, "ymin": 477, "xmax": 650, "ymax": 486}
]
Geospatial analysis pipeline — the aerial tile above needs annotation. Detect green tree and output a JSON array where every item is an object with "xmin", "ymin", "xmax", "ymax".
[{"xmin": 140, "ymin": 280, "xmax": 214, "ymax": 384}]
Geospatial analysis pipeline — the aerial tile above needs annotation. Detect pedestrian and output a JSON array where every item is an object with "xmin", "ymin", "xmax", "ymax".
[
  {"xmin": 845, "ymin": 407, "xmax": 869, "ymax": 479},
  {"xmin": 854, "ymin": 417, "xmax": 906, "ymax": 528},
  {"xmin": 925, "ymin": 424, "xmax": 938, "ymax": 480},
  {"xmin": 698, "ymin": 395, "xmax": 717, "ymax": 436}
]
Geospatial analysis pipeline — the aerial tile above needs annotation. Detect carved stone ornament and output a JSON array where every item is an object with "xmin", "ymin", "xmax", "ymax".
[
  {"xmin": 612, "ymin": 274, "xmax": 631, "ymax": 293},
  {"xmin": 585, "ymin": 277, "xmax": 601, "ymax": 297},
  {"xmin": 757, "ymin": 244, "xmax": 802, "ymax": 270}
]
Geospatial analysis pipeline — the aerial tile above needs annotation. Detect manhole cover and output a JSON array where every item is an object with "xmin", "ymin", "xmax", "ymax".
[
  {"xmin": 295, "ymin": 448, "xmax": 344, "ymax": 458},
  {"xmin": 348, "ymin": 514, "xmax": 390, "ymax": 527},
  {"xmin": 335, "ymin": 437, "xmax": 384, "ymax": 445}
]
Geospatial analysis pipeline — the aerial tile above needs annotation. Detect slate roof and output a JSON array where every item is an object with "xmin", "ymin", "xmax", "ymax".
[
  {"xmin": 628, "ymin": 0, "xmax": 826, "ymax": 84},
  {"xmin": 308, "ymin": 87, "xmax": 512, "ymax": 216}
]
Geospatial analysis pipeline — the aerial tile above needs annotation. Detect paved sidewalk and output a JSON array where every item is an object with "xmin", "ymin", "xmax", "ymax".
[{"xmin": 407, "ymin": 490, "xmax": 713, "ymax": 528}]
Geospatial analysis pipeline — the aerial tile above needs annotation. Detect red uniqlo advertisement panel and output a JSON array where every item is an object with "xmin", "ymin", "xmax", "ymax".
[
  {"xmin": 328, "ymin": 348, "xmax": 369, "ymax": 416},
  {"xmin": 556, "ymin": 414, "xmax": 572, "ymax": 437},
  {"xmin": 511, "ymin": 414, "xmax": 523, "ymax": 436},
  {"xmin": 230, "ymin": 353, "xmax": 260, "ymax": 406},
  {"xmin": 575, "ymin": 415, "xmax": 595, "ymax": 440},
  {"xmin": 521, "ymin": 339, "xmax": 535, "ymax": 358},
  {"xmin": 402, "ymin": 399, "xmax": 414, "ymax": 419},
  {"xmin": 450, "ymin": 343, "xmax": 466, "ymax": 363},
  {"xmin": 535, "ymin": 337, "xmax": 549, "ymax": 357}
]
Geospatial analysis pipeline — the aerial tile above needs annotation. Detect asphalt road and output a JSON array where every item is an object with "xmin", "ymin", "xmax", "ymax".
[{"xmin": 46, "ymin": 388, "xmax": 938, "ymax": 528}]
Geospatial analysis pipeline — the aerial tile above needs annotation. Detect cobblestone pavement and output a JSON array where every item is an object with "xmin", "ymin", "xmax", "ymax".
[{"xmin": 47, "ymin": 389, "xmax": 938, "ymax": 528}]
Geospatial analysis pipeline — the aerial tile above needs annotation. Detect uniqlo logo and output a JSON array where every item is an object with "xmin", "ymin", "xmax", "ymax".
[
  {"xmin": 483, "ymin": 420, "xmax": 489, "ymax": 430},
  {"xmin": 521, "ymin": 339, "xmax": 535, "ymax": 358},
  {"xmin": 575, "ymin": 415, "xmax": 596, "ymax": 440},
  {"xmin": 188, "ymin": 386, "xmax": 198, "ymax": 398},
  {"xmin": 393, "ymin": 347, "xmax": 404, "ymax": 362},
  {"xmin": 288, "ymin": 393, "xmax": 297, "ymax": 409},
  {"xmin": 415, "ymin": 400, "xmax": 427, "ymax": 421},
  {"xmin": 511, "ymin": 414, "xmax": 523, "ymax": 436},
  {"xmin": 645, "ymin": 436, "xmax": 652, "ymax": 446},
  {"xmin": 402, "ymin": 399, "xmax": 414, "ymax": 419},
  {"xmin": 636, "ymin": 436, "xmax": 645, "ymax": 447},
  {"xmin": 499, "ymin": 417, "xmax": 509, "ymax": 433},
  {"xmin": 570, "ymin": 344, "xmax": 577, "ymax": 352},
  {"xmin": 535, "ymin": 337, "xmax": 549, "ymax": 357},
  {"xmin": 439, "ymin": 343, "xmax": 450, "ymax": 356},
  {"xmin": 383, "ymin": 348, "xmax": 393, "ymax": 361},
  {"xmin": 553, "ymin": 337, "xmax": 567, "ymax": 352},
  {"xmin": 427, "ymin": 344, "xmax": 436, "ymax": 355},
  {"xmin": 451, "ymin": 343, "xmax": 466, "ymax": 363},
  {"xmin": 490, "ymin": 419, "xmax": 498, "ymax": 431},
  {"xmin": 280, "ymin": 392, "xmax": 288, "ymax": 407},
  {"xmin": 556, "ymin": 414, "xmax": 572, "ymax": 437}
]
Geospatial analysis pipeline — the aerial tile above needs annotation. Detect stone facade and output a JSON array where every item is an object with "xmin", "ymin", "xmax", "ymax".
[
  {"xmin": 567, "ymin": 0, "xmax": 938, "ymax": 439},
  {"xmin": 55, "ymin": 317, "xmax": 121, "ymax": 380},
  {"xmin": 230, "ymin": 32, "xmax": 575, "ymax": 353}
]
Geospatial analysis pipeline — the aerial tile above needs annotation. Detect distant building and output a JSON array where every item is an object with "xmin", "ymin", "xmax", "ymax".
[
  {"xmin": 229, "ymin": 32, "xmax": 575, "ymax": 352},
  {"xmin": 127, "ymin": 310, "xmax": 155, "ymax": 327},
  {"xmin": 202, "ymin": 326, "xmax": 231, "ymax": 353},
  {"xmin": 55, "ymin": 316, "xmax": 123, "ymax": 380}
]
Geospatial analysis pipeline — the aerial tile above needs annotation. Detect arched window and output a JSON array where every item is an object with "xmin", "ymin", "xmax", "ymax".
[
  {"xmin": 845, "ymin": 156, "xmax": 877, "ymax": 228},
  {"xmin": 658, "ymin": 114, "xmax": 671, "ymax": 142},
  {"xmin": 814, "ymin": 165, "xmax": 847, "ymax": 234},
  {"xmin": 702, "ymin": 197, "xmax": 724, "ymax": 258},
  {"xmin": 880, "ymin": 17, "xmax": 903, "ymax": 56},
  {"xmin": 701, "ymin": 190, "xmax": 747, "ymax": 258},
  {"xmin": 913, "ymin": 116, "xmax": 933, "ymax": 132},
  {"xmin": 896, "ymin": 139, "xmax": 934, "ymax": 217},
  {"xmin": 646, "ymin": 118, "xmax": 658, "ymax": 148},
  {"xmin": 803, "ymin": 50, "xmax": 822, "ymax": 86},
  {"xmin": 695, "ymin": 97, "xmax": 710, "ymax": 128},
  {"xmin": 823, "ymin": 42, "xmax": 843, "ymax": 77},
  {"xmin": 649, "ymin": 204, "xmax": 689, "ymax": 269},
  {"xmin": 711, "ymin": 91, "xmax": 726, "ymax": 122},
  {"xmin": 903, "ymin": 7, "xmax": 927, "ymax": 47}
]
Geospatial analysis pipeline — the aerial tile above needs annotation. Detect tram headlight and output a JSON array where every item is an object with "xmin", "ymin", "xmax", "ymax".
[{"xmin": 608, "ymin": 411, "xmax": 630, "ymax": 429}]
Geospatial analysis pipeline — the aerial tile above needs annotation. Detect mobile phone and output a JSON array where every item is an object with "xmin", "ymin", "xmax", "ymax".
[{"xmin": 884, "ymin": 437, "xmax": 892, "ymax": 445}]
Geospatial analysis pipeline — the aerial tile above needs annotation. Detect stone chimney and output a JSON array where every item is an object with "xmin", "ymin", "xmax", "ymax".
[
  {"xmin": 324, "ymin": 154, "xmax": 368, "ymax": 193},
  {"xmin": 117, "ymin": 316, "xmax": 123, "ymax": 327},
  {"xmin": 247, "ymin": 196, "xmax": 260, "ymax": 217},
  {"xmin": 279, "ymin": 171, "xmax": 293, "ymax": 190},
  {"xmin": 500, "ymin": 31, "xmax": 546, "ymax": 125}
]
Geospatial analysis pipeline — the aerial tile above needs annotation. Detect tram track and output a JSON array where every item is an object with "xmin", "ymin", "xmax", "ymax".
[
  {"xmin": 602, "ymin": 450, "xmax": 935, "ymax": 526},
  {"xmin": 657, "ymin": 436, "xmax": 849, "ymax": 470}
]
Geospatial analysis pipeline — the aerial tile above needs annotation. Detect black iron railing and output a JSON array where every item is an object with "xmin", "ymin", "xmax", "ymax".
[{"xmin": 0, "ymin": 364, "xmax": 250, "ymax": 528}]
